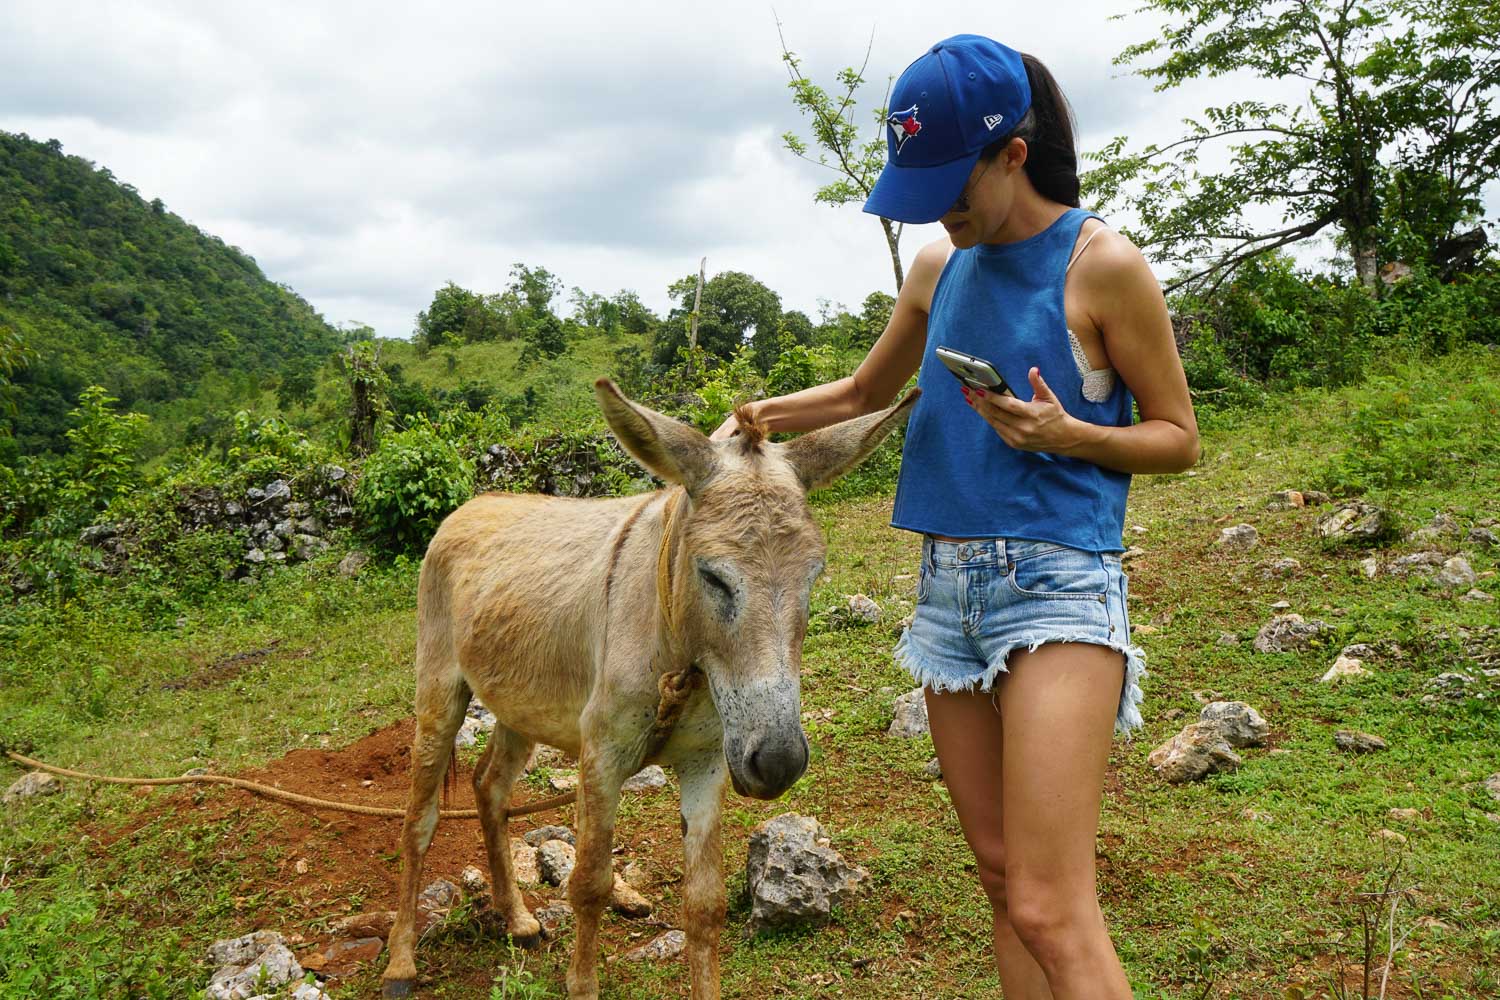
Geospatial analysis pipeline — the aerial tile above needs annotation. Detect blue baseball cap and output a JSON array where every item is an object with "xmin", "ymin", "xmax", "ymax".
[{"xmin": 863, "ymin": 35, "xmax": 1032, "ymax": 224}]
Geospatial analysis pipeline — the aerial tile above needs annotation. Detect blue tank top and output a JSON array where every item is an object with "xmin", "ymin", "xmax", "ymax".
[{"xmin": 890, "ymin": 207, "xmax": 1134, "ymax": 553}]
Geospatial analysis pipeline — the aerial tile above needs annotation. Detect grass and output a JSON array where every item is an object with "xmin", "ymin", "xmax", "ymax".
[{"xmin": 2, "ymin": 346, "xmax": 1499, "ymax": 998}]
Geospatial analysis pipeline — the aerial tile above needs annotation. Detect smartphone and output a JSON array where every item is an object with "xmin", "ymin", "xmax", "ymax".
[{"xmin": 935, "ymin": 346, "xmax": 1015, "ymax": 397}]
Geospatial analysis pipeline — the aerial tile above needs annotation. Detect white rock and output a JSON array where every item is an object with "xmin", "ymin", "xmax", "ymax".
[
  {"xmin": 886, "ymin": 687, "xmax": 930, "ymax": 738},
  {"xmin": 538, "ymin": 839, "xmax": 577, "ymax": 886},
  {"xmin": 1147, "ymin": 723, "xmax": 1242, "ymax": 783},
  {"xmin": 1359, "ymin": 556, "xmax": 1380, "ymax": 578},
  {"xmin": 618, "ymin": 929, "xmax": 686, "ymax": 962},
  {"xmin": 844, "ymin": 594, "xmax": 881, "ymax": 624},
  {"xmin": 1462, "ymin": 588, "xmax": 1495, "ymax": 602},
  {"xmin": 622, "ymin": 765, "xmax": 668, "ymax": 793},
  {"xmin": 510, "ymin": 838, "xmax": 540, "ymax": 886},
  {"xmin": 3, "ymin": 772, "xmax": 60, "ymax": 804},
  {"xmin": 1198, "ymin": 701, "xmax": 1271, "ymax": 747},
  {"xmin": 1436, "ymin": 556, "xmax": 1477, "ymax": 589},
  {"xmin": 460, "ymin": 865, "xmax": 489, "ymax": 895},
  {"xmin": 1217, "ymin": 524, "xmax": 1259, "ymax": 549},
  {"xmin": 1320, "ymin": 655, "xmax": 1370, "ymax": 683}
]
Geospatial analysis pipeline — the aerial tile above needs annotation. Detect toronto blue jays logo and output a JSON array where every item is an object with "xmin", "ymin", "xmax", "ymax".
[{"xmin": 887, "ymin": 105, "xmax": 922, "ymax": 154}]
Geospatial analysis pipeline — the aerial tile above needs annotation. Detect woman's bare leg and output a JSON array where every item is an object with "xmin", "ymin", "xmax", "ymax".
[
  {"xmin": 925, "ymin": 688, "xmax": 1054, "ymax": 999},
  {"xmin": 996, "ymin": 642, "xmax": 1131, "ymax": 999}
]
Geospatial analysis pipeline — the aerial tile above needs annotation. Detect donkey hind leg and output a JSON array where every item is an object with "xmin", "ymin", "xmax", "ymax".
[
  {"xmin": 677, "ymin": 756, "xmax": 729, "ymax": 1000},
  {"xmin": 381, "ymin": 670, "xmax": 472, "ymax": 999},
  {"xmin": 473, "ymin": 723, "xmax": 541, "ymax": 946},
  {"xmin": 565, "ymin": 744, "xmax": 632, "ymax": 1000}
]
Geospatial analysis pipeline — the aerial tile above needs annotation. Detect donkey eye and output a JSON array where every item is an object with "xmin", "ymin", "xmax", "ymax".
[{"xmin": 698, "ymin": 567, "xmax": 732, "ymax": 597}]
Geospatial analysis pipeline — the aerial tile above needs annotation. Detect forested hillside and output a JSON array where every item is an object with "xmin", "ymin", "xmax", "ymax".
[{"xmin": 0, "ymin": 131, "xmax": 340, "ymax": 460}]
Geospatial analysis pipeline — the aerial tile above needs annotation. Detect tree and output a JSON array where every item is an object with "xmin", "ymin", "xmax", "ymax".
[
  {"xmin": 777, "ymin": 22, "xmax": 906, "ymax": 291},
  {"xmin": 507, "ymin": 263, "xmax": 563, "ymax": 315},
  {"xmin": 655, "ymin": 270, "xmax": 783, "ymax": 368},
  {"xmin": 1083, "ymin": 0, "xmax": 1500, "ymax": 294},
  {"xmin": 415, "ymin": 282, "xmax": 503, "ymax": 346}
]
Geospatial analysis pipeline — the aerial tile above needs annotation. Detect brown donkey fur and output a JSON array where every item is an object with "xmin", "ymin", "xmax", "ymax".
[{"xmin": 381, "ymin": 379, "xmax": 918, "ymax": 999}]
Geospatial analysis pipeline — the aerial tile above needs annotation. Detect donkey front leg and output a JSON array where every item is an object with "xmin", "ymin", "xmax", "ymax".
[
  {"xmin": 565, "ymin": 743, "xmax": 633, "ymax": 1000},
  {"xmin": 677, "ymin": 756, "xmax": 728, "ymax": 1000}
]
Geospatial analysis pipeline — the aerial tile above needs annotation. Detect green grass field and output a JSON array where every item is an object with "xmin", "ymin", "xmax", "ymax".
[{"xmin": 2, "ymin": 347, "xmax": 1498, "ymax": 999}]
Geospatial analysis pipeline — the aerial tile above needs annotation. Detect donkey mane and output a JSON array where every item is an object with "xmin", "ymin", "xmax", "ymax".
[{"xmin": 731, "ymin": 402, "xmax": 767, "ymax": 453}]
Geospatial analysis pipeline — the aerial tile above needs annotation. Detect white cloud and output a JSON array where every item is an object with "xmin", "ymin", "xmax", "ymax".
[{"xmin": 5, "ymin": 0, "xmax": 1485, "ymax": 341}]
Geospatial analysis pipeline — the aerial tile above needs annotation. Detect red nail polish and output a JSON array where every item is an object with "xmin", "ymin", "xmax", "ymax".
[{"xmin": 976, "ymin": 389, "xmax": 986, "ymax": 396}]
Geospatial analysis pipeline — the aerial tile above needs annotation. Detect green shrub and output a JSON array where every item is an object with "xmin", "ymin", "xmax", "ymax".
[
  {"xmin": 1317, "ymin": 345, "xmax": 1500, "ymax": 494},
  {"xmin": 355, "ymin": 421, "xmax": 475, "ymax": 552}
]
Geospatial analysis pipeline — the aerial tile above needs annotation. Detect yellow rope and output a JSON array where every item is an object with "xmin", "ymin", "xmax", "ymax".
[
  {"xmin": 1, "ymin": 749, "xmax": 581, "ymax": 820},
  {"xmin": 4, "ymin": 488, "xmax": 701, "ymax": 821}
]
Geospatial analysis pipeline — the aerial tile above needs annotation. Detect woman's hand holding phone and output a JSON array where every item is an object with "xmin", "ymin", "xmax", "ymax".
[{"xmin": 964, "ymin": 365, "xmax": 1092, "ymax": 455}]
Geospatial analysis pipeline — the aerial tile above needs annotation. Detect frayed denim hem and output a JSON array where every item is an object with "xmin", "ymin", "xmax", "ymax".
[{"xmin": 893, "ymin": 627, "xmax": 1148, "ymax": 738}]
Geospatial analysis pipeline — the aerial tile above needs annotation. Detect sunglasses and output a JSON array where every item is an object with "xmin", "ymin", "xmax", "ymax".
[{"xmin": 948, "ymin": 159, "xmax": 994, "ymax": 215}]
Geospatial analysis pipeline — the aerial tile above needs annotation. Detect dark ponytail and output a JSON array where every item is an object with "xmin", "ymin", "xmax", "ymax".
[{"xmin": 981, "ymin": 53, "xmax": 1080, "ymax": 207}]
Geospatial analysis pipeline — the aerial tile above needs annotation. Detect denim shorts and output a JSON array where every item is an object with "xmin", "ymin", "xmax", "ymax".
[{"xmin": 893, "ymin": 536, "xmax": 1147, "ymax": 736}]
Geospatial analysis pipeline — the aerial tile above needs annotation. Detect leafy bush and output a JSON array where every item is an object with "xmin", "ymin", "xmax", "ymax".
[
  {"xmin": 1317, "ymin": 345, "xmax": 1500, "ymax": 494},
  {"xmin": 355, "ymin": 421, "xmax": 475, "ymax": 552}
]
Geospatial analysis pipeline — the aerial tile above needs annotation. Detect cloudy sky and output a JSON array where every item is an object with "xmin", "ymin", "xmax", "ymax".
[{"xmin": 5, "ymin": 1, "xmax": 1484, "ymax": 340}]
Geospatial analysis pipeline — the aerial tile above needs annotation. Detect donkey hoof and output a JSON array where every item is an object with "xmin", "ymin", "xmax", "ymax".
[
  {"xmin": 382, "ymin": 979, "xmax": 416, "ymax": 999},
  {"xmin": 511, "ymin": 929, "xmax": 544, "ymax": 950}
]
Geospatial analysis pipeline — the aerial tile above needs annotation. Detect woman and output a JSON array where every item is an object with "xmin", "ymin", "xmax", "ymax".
[{"xmin": 713, "ymin": 35, "xmax": 1199, "ymax": 998}]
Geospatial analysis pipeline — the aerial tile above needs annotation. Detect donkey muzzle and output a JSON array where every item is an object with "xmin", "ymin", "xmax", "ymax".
[{"xmin": 729, "ymin": 730, "xmax": 809, "ymax": 800}]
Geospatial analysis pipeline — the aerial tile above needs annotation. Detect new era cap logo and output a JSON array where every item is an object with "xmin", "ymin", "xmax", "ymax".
[
  {"xmin": 983, "ymin": 113, "xmax": 1005, "ymax": 131},
  {"xmin": 887, "ymin": 105, "xmax": 922, "ymax": 154}
]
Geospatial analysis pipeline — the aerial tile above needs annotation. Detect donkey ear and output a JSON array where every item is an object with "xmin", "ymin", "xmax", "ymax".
[
  {"xmin": 595, "ymin": 378, "xmax": 717, "ymax": 491},
  {"xmin": 781, "ymin": 388, "xmax": 921, "ymax": 492}
]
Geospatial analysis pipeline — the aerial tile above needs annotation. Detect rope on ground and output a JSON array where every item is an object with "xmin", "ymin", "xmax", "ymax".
[{"xmin": 2, "ymin": 749, "xmax": 577, "ymax": 820}]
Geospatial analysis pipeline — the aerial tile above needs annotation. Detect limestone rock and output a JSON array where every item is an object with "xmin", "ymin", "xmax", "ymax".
[
  {"xmin": 1463, "ymin": 588, "xmax": 1495, "ymax": 602},
  {"xmin": 1253, "ymin": 614, "xmax": 1334, "ymax": 653},
  {"xmin": 1436, "ymin": 556, "xmax": 1477, "ymax": 589},
  {"xmin": 1334, "ymin": 730, "xmax": 1387, "ymax": 753},
  {"xmin": 1387, "ymin": 808, "xmax": 1421, "ymax": 823},
  {"xmin": 510, "ymin": 838, "xmax": 540, "ymax": 886},
  {"xmin": 524, "ymin": 824, "xmax": 575, "ymax": 846},
  {"xmin": 1320, "ymin": 654, "xmax": 1370, "ymax": 683},
  {"xmin": 205, "ymin": 934, "xmax": 302, "ymax": 1000},
  {"xmin": 1468, "ymin": 527, "xmax": 1498, "ymax": 547},
  {"xmin": 535, "ymin": 900, "xmax": 574, "ymax": 936},
  {"xmin": 922, "ymin": 757, "xmax": 943, "ymax": 781},
  {"xmin": 538, "ymin": 839, "xmax": 577, "ymax": 886},
  {"xmin": 1483, "ymin": 773, "xmax": 1500, "ymax": 802},
  {"xmin": 1318, "ymin": 502, "xmax": 1394, "ymax": 542},
  {"xmin": 622, "ymin": 765, "xmax": 668, "ymax": 793},
  {"xmin": 618, "ymin": 929, "xmax": 686, "ymax": 962},
  {"xmin": 1198, "ymin": 701, "xmax": 1271, "ymax": 748},
  {"xmin": 1409, "ymin": 513, "xmax": 1463, "ymax": 541},
  {"xmin": 1371, "ymin": 828, "xmax": 1407, "ymax": 844},
  {"xmin": 1266, "ymin": 490, "xmax": 1306, "ymax": 511},
  {"xmin": 419, "ymin": 878, "xmax": 459, "ymax": 913},
  {"xmin": 1387, "ymin": 551, "xmax": 1448, "ymax": 577},
  {"xmin": 1217, "ymin": 524, "xmax": 1259, "ymax": 550},
  {"xmin": 549, "ymin": 772, "xmax": 579, "ymax": 792},
  {"xmin": 609, "ymin": 873, "xmax": 653, "ymax": 917},
  {"xmin": 4, "ymin": 771, "xmax": 60, "ymax": 804},
  {"xmin": 206, "ymin": 931, "xmax": 287, "ymax": 970},
  {"xmin": 745, "ymin": 813, "xmax": 868, "ymax": 934},
  {"xmin": 1147, "ymin": 723, "xmax": 1243, "ymax": 783},
  {"xmin": 1359, "ymin": 556, "xmax": 1380, "ymax": 578},
  {"xmin": 845, "ymin": 593, "xmax": 881, "ymax": 624},
  {"xmin": 460, "ymin": 865, "xmax": 489, "ymax": 895},
  {"xmin": 887, "ymin": 687, "xmax": 930, "ymax": 738},
  {"xmin": 337, "ymin": 550, "xmax": 370, "ymax": 577}
]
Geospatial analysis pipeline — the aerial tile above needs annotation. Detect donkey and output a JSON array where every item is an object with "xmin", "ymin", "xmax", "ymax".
[{"xmin": 381, "ymin": 378, "xmax": 917, "ymax": 999}]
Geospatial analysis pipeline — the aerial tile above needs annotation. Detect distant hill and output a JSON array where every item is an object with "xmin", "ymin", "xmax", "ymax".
[{"xmin": 0, "ymin": 131, "xmax": 341, "ymax": 457}]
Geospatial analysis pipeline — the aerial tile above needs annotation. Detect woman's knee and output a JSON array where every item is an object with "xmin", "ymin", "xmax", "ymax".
[
  {"xmin": 972, "ymin": 848, "xmax": 1009, "ymax": 911},
  {"xmin": 1004, "ymin": 874, "xmax": 1100, "ymax": 963}
]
